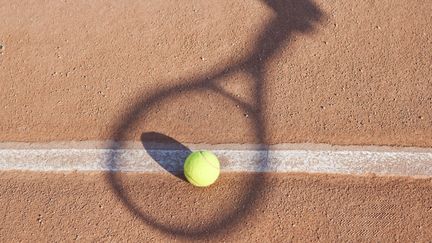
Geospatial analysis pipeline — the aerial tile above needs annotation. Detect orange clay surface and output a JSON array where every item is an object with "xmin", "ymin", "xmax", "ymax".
[
  {"xmin": 0, "ymin": 0, "xmax": 431, "ymax": 146},
  {"xmin": 1, "ymin": 172, "xmax": 431, "ymax": 242},
  {"xmin": 0, "ymin": 0, "xmax": 431, "ymax": 241}
]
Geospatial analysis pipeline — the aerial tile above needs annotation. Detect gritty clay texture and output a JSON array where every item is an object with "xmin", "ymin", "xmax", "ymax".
[
  {"xmin": 0, "ymin": 0, "xmax": 431, "ymax": 146},
  {"xmin": 1, "ymin": 0, "xmax": 432, "ymax": 241},
  {"xmin": 0, "ymin": 172, "xmax": 431, "ymax": 242}
]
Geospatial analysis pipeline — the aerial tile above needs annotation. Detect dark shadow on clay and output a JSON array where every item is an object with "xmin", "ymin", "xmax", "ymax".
[
  {"xmin": 105, "ymin": 0, "xmax": 324, "ymax": 240},
  {"xmin": 140, "ymin": 132, "xmax": 191, "ymax": 181}
]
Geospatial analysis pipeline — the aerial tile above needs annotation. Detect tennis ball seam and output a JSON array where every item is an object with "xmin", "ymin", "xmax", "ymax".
[
  {"xmin": 199, "ymin": 151, "xmax": 220, "ymax": 170},
  {"xmin": 184, "ymin": 170, "xmax": 208, "ymax": 187}
]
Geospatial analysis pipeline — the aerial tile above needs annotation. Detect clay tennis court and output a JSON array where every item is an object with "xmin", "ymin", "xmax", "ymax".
[{"xmin": 1, "ymin": 0, "xmax": 431, "ymax": 241}]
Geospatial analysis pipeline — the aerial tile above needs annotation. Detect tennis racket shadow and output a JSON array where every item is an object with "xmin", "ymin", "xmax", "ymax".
[{"xmin": 140, "ymin": 132, "xmax": 191, "ymax": 182}]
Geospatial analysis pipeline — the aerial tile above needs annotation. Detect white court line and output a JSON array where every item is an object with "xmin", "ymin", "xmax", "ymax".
[{"xmin": 0, "ymin": 142, "xmax": 431, "ymax": 176}]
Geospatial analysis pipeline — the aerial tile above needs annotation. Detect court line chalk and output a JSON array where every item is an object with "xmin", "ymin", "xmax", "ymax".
[{"xmin": 0, "ymin": 142, "xmax": 431, "ymax": 177}]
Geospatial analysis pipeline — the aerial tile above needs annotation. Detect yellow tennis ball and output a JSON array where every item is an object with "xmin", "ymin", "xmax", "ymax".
[{"xmin": 184, "ymin": 151, "xmax": 220, "ymax": 187}]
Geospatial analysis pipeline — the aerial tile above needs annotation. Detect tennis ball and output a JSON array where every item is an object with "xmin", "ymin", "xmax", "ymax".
[{"xmin": 184, "ymin": 151, "xmax": 220, "ymax": 187}]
